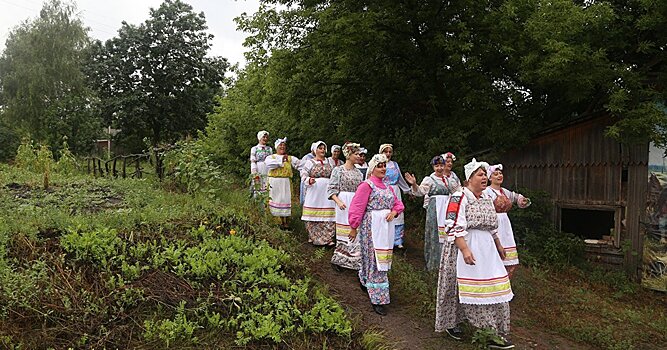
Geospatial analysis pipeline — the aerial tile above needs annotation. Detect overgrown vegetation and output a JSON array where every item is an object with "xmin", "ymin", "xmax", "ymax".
[{"xmin": 0, "ymin": 160, "xmax": 353, "ymax": 348}]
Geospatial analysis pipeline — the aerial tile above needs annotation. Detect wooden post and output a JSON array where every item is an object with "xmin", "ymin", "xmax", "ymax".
[
  {"xmin": 113, "ymin": 157, "xmax": 118, "ymax": 178},
  {"xmin": 122, "ymin": 157, "xmax": 127, "ymax": 178},
  {"xmin": 135, "ymin": 158, "xmax": 142, "ymax": 178}
]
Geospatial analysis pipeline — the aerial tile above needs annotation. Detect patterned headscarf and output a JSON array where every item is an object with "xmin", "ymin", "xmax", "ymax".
[
  {"xmin": 311, "ymin": 141, "xmax": 327, "ymax": 153},
  {"xmin": 442, "ymin": 152, "xmax": 456, "ymax": 162},
  {"xmin": 274, "ymin": 137, "xmax": 287, "ymax": 149},
  {"xmin": 431, "ymin": 155, "xmax": 445, "ymax": 165},
  {"xmin": 378, "ymin": 143, "xmax": 393, "ymax": 154},
  {"xmin": 342, "ymin": 142, "xmax": 361, "ymax": 158},
  {"xmin": 367, "ymin": 153, "xmax": 388, "ymax": 179},
  {"xmin": 464, "ymin": 158, "xmax": 490, "ymax": 181},
  {"xmin": 487, "ymin": 164, "xmax": 503, "ymax": 179},
  {"xmin": 257, "ymin": 130, "xmax": 269, "ymax": 142}
]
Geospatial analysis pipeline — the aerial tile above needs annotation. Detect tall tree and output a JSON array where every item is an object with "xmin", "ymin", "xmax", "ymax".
[
  {"xmin": 209, "ymin": 0, "xmax": 666, "ymax": 177},
  {"xmin": 86, "ymin": 0, "xmax": 228, "ymax": 151},
  {"xmin": 0, "ymin": 0, "xmax": 101, "ymax": 154}
]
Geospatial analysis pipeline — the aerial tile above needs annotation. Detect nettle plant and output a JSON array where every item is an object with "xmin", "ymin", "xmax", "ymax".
[{"xmin": 163, "ymin": 140, "xmax": 226, "ymax": 198}]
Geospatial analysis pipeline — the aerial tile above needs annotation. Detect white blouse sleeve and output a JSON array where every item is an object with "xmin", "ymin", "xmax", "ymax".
[
  {"xmin": 265, "ymin": 155, "xmax": 283, "ymax": 170},
  {"xmin": 300, "ymin": 160, "xmax": 314, "ymax": 186},
  {"xmin": 452, "ymin": 195, "xmax": 469, "ymax": 238},
  {"xmin": 410, "ymin": 176, "xmax": 434, "ymax": 197},
  {"xmin": 250, "ymin": 146, "xmax": 258, "ymax": 174}
]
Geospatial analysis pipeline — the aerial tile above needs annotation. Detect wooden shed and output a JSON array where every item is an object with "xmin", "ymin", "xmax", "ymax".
[{"xmin": 499, "ymin": 115, "xmax": 648, "ymax": 279}]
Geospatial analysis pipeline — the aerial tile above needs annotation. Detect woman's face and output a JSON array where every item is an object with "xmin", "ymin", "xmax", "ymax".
[
  {"xmin": 467, "ymin": 168, "xmax": 488, "ymax": 192},
  {"xmin": 277, "ymin": 143, "xmax": 286, "ymax": 154},
  {"xmin": 372, "ymin": 162, "xmax": 387, "ymax": 178},
  {"xmin": 444, "ymin": 157, "xmax": 453, "ymax": 171},
  {"xmin": 260, "ymin": 134, "xmax": 269, "ymax": 145},
  {"xmin": 332, "ymin": 149, "xmax": 341, "ymax": 159},
  {"xmin": 433, "ymin": 163, "xmax": 445, "ymax": 174},
  {"xmin": 382, "ymin": 147, "xmax": 393, "ymax": 160},
  {"xmin": 490, "ymin": 170, "xmax": 503, "ymax": 186},
  {"xmin": 347, "ymin": 152, "xmax": 360, "ymax": 164},
  {"xmin": 316, "ymin": 144, "xmax": 327, "ymax": 158},
  {"xmin": 358, "ymin": 153, "xmax": 366, "ymax": 164}
]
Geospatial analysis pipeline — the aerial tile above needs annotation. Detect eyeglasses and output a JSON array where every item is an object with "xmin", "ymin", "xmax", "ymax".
[{"xmin": 376, "ymin": 163, "xmax": 386, "ymax": 168}]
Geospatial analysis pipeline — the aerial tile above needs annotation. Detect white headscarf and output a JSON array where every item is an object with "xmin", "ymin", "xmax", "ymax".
[
  {"xmin": 342, "ymin": 142, "xmax": 361, "ymax": 158},
  {"xmin": 487, "ymin": 164, "xmax": 503, "ymax": 179},
  {"xmin": 257, "ymin": 130, "xmax": 269, "ymax": 142},
  {"xmin": 331, "ymin": 145, "xmax": 341, "ymax": 154},
  {"xmin": 359, "ymin": 147, "xmax": 368, "ymax": 154},
  {"xmin": 378, "ymin": 143, "xmax": 393, "ymax": 154},
  {"xmin": 464, "ymin": 158, "xmax": 490, "ymax": 181},
  {"xmin": 366, "ymin": 153, "xmax": 388, "ymax": 179},
  {"xmin": 274, "ymin": 137, "xmax": 287, "ymax": 149},
  {"xmin": 442, "ymin": 152, "xmax": 457, "ymax": 162},
  {"xmin": 311, "ymin": 141, "xmax": 327, "ymax": 153}
]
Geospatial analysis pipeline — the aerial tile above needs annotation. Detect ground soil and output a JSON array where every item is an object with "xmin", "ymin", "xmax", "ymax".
[{"xmin": 296, "ymin": 230, "xmax": 593, "ymax": 350}]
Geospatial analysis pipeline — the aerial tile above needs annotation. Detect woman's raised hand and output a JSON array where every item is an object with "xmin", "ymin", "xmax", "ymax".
[{"xmin": 404, "ymin": 172, "xmax": 417, "ymax": 186}]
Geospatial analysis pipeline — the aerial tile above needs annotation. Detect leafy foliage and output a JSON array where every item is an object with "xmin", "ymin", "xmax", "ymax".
[
  {"xmin": 85, "ymin": 0, "xmax": 228, "ymax": 151},
  {"xmin": 206, "ymin": 0, "xmax": 667, "ymax": 177},
  {"xmin": 0, "ymin": 0, "xmax": 101, "ymax": 154},
  {"xmin": 163, "ymin": 139, "xmax": 226, "ymax": 197}
]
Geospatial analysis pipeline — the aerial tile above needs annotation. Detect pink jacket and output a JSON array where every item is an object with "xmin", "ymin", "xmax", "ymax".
[{"xmin": 348, "ymin": 176, "xmax": 405, "ymax": 229}]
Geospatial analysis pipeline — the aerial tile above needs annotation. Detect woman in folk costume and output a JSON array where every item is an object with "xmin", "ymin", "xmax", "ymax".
[
  {"xmin": 348, "ymin": 154, "xmax": 405, "ymax": 316},
  {"xmin": 435, "ymin": 159, "xmax": 514, "ymax": 349},
  {"xmin": 404, "ymin": 153, "xmax": 462, "ymax": 271},
  {"xmin": 249, "ymin": 130, "xmax": 273, "ymax": 196},
  {"xmin": 265, "ymin": 138, "xmax": 300, "ymax": 229},
  {"xmin": 355, "ymin": 147, "xmax": 369, "ymax": 178},
  {"xmin": 329, "ymin": 143, "xmax": 364, "ymax": 271},
  {"xmin": 378, "ymin": 144, "xmax": 411, "ymax": 248},
  {"xmin": 298, "ymin": 149, "xmax": 316, "ymax": 205},
  {"xmin": 301, "ymin": 141, "xmax": 336, "ymax": 245},
  {"xmin": 328, "ymin": 144, "xmax": 343, "ymax": 167},
  {"xmin": 483, "ymin": 164, "xmax": 530, "ymax": 278}
]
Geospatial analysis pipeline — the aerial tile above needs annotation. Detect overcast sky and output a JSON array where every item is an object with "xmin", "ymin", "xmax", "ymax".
[{"xmin": 0, "ymin": 0, "xmax": 261, "ymax": 68}]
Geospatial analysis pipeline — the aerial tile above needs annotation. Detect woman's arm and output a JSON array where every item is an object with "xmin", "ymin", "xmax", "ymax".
[{"xmin": 265, "ymin": 155, "xmax": 283, "ymax": 170}]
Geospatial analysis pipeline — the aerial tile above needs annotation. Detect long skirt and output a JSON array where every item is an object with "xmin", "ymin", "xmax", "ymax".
[
  {"xmin": 268, "ymin": 177, "xmax": 291, "ymax": 217},
  {"xmin": 461, "ymin": 303, "xmax": 511, "ymax": 336},
  {"xmin": 424, "ymin": 200, "xmax": 442, "ymax": 270},
  {"xmin": 358, "ymin": 211, "xmax": 390, "ymax": 305},
  {"xmin": 391, "ymin": 184, "xmax": 405, "ymax": 246},
  {"xmin": 302, "ymin": 178, "xmax": 335, "ymax": 245},
  {"xmin": 434, "ymin": 242, "xmax": 465, "ymax": 332},
  {"xmin": 305, "ymin": 222, "xmax": 335, "ymax": 246},
  {"xmin": 252, "ymin": 162, "xmax": 269, "ymax": 196},
  {"xmin": 331, "ymin": 192, "xmax": 361, "ymax": 270},
  {"xmin": 497, "ymin": 213, "xmax": 519, "ymax": 266}
]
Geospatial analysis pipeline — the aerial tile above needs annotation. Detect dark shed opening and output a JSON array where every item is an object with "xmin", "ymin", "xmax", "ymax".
[{"xmin": 560, "ymin": 208, "xmax": 615, "ymax": 240}]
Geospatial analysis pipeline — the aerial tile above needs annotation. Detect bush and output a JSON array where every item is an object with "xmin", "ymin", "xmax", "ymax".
[
  {"xmin": 163, "ymin": 139, "xmax": 227, "ymax": 198},
  {"xmin": 509, "ymin": 189, "xmax": 586, "ymax": 268}
]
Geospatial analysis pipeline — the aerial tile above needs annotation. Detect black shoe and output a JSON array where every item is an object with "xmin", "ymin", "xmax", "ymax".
[
  {"xmin": 372, "ymin": 304, "xmax": 386, "ymax": 316},
  {"xmin": 331, "ymin": 263, "xmax": 343, "ymax": 272},
  {"xmin": 359, "ymin": 281, "xmax": 367, "ymax": 292},
  {"xmin": 488, "ymin": 336, "xmax": 514, "ymax": 349},
  {"xmin": 445, "ymin": 326, "xmax": 464, "ymax": 341}
]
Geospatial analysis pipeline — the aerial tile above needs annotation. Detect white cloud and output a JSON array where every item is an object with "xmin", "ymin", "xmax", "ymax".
[{"xmin": 0, "ymin": 0, "xmax": 261, "ymax": 67}]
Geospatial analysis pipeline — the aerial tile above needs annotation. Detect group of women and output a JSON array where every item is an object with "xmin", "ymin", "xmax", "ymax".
[{"xmin": 249, "ymin": 130, "xmax": 529, "ymax": 349}]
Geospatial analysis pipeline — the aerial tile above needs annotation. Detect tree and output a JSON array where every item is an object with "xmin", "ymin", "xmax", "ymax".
[
  {"xmin": 86, "ymin": 0, "xmax": 228, "ymax": 152},
  {"xmin": 0, "ymin": 0, "xmax": 101, "ymax": 155},
  {"xmin": 208, "ymin": 0, "xmax": 666, "ymax": 177}
]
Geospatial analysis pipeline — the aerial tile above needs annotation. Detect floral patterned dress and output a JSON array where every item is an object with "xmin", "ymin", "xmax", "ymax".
[
  {"xmin": 328, "ymin": 166, "xmax": 364, "ymax": 270},
  {"xmin": 436, "ymin": 188, "xmax": 512, "ymax": 336},
  {"xmin": 422, "ymin": 173, "xmax": 461, "ymax": 270},
  {"xmin": 301, "ymin": 159, "xmax": 336, "ymax": 245},
  {"xmin": 349, "ymin": 177, "xmax": 404, "ymax": 305}
]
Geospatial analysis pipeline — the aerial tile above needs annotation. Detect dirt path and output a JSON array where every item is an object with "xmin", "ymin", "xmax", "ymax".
[{"xmin": 295, "ymin": 228, "xmax": 593, "ymax": 350}]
